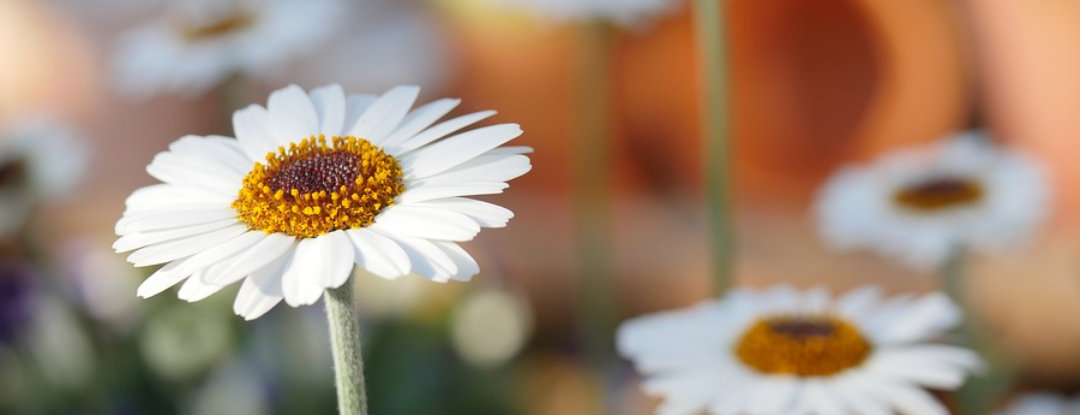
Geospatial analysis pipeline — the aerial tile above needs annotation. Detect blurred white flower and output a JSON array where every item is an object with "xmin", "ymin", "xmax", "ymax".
[
  {"xmin": 451, "ymin": 287, "xmax": 533, "ymax": 368},
  {"xmin": 190, "ymin": 359, "xmax": 269, "ymax": 415},
  {"xmin": 59, "ymin": 237, "xmax": 144, "ymax": 333},
  {"xmin": 994, "ymin": 394, "xmax": 1080, "ymax": 415},
  {"xmin": 280, "ymin": 0, "xmax": 454, "ymax": 93},
  {"xmin": 113, "ymin": 84, "xmax": 531, "ymax": 320},
  {"xmin": 27, "ymin": 296, "xmax": 95, "ymax": 390},
  {"xmin": 0, "ymin": 116, "xmax": 89, "ymax": 237},
  {"xmin": 814, "ymin": 132, "xmax": 1049, "ymax": 269},
  {"xmin": 618, "ymin": 286, "xmax": 982, "ymax": 415},
  {"xmin": 112, "ymin": 0, "xmax": 345, "ymax": 99},
  {"xmin": 140, "ymin": 304, "xmax": 234, "ymax": 381},
  {"xmin": 495, "ymin": 0, "xmax": 681, "ymax": 27}
]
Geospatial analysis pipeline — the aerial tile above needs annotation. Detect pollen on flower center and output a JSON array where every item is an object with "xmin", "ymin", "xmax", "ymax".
[
  {"xmin": 181, "ymin": 11, "xmax": 256, "ymax": 41},
  {"xmin": 893, "ymin": 177, "xmax": 984, "ymax": 212},
  {"xmin": 231, "ymin": 135, "xmax": 404, "ymax": 239},
  {"xmin": 735, "ymin": 315, "xmax": 872, "ymax": 377}
]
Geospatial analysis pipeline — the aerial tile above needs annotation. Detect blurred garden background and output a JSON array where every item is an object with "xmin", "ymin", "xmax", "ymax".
[{"xmin": 1, "ymin": 0, "xmax": 1080, "ymax": 413}]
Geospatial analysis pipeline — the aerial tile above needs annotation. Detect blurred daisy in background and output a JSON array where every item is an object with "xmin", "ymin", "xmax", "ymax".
[
  {"xmin": 994, "ymin": 393, "xmax": 1080, "ymax": 415},
  {"xmin": 814, "ymin": 132, "xmax": 1049, "ymax": 269},
  {"xmin": 0, "ymin": 116, "xmax": 89, "ymax": 238},
  {"xmin": 114, "ymin": 83, "xmax": 531, "ymax": 320},
  {"xmin": 618, "ymin": 286, "xmax": 982, "ymax": 415},
  {"xmin": 281, "ymin": 0, "xmax": 455, "ymax": 94},
  {"xmin": 494, "ymin": 0, "xmax": 682, "ymax": 27},
  {"xmin": 112, "ymin": 0, "xmax": 344, "ymax": 99}
]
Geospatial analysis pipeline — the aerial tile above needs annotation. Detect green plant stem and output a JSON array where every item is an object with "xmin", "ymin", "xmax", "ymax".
[
  {"xmin": 692, "ymin": 0, "xmax": 735, "ymax": 297},
  {"xmin": 574, "ymin": 20, "xmax": 616, "ymax": 414},
  {"xmin": 943, "ymin": 248, "xmax": 1012, "ymax": 415},
  {"xmin": 325, "ymin": 281, "xmax": 369, "ymax": 415}
]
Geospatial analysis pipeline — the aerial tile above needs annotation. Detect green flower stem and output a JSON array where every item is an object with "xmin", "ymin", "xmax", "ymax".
[
  {"xmin": 574, "ymin": 20, "xmax": 616, "ymax": 413},
  {"xmin": 692, "ymin": 0, "xmax": 735, "ymax": 296},
  {"xmin": 943, "ymin": 248, "xmax": 1012, "ymax": 415},
  {"xmin": 325, "ymin": 281, "xmax": 369, "ymax": 415}
]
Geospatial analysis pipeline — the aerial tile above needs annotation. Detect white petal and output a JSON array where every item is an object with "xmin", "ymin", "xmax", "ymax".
[
  {"xmin": 202, "ymin": 232, "xmax": 297, "ymax": 285},
  {"xmin": 345, "ymin": 228, "xmax": 411, "ymax": 280},
  {"xmin": 343, "ymin": 94, "xmax": 377, "ymax": 134},
  {"xmin": 874, "ymin": 292, "xmax": 961, "ymax": 344},
  {"xmin": 415, "ymin": 154, "xmax": 532, "ymax": 186},
  {"xmin": 381, "ymin": 98, "xmax": 460, "ymax": 151},
  {"xmin": 161, "ymin": 231, "xmax": 266, "ymax": 280},
  {"xmin": 412, "ymin": 198, "xmax": 514, "ymax": 228},
  {"xmin": 401, "ymin": 124, "xmax": 523, "ymax": 179},
  {"xmin": 114, "ymin": 218, "xmax": 238, "ymax": 252},
  {"xmin": 136, "ymin": 257, "xmax": 192, "ymax": 298},
  {"xmin": 309, "ymin": 84, "xmax": 346, "ymax": 135},
  {"xmin": 127, "ymin": 224, "xmax": 248, "ymax": 267},
  {"xmin": 371, "ymin": 205, "xmax": 480, "ymax": 241},
  {"xmin": 485, "ymin": 145, "xmax": 534, "ymax": 156},
  {"xmin": 268, "ymin": 84, "xmax": 319, "ymax": 145},
  {"xmin": 118, "ymin": 207, "xmax": 237, "ymax": 235},
  {"xmin": 232, "ymin": 104, "xmax": 278, "ymax": 161},
  {"xmin": 146, "ymin": 151, "xmax": 242, "ymax": 194},
  {"xmin": 433, "ymin": 241, "xmax": 480, "ymax": 281},
  {"xmin": 394, "ymin": 110, "xmax": 497, "ymax": 155},
  {"xmin": 396, "ymin": 182, "xmax": 509, "ymax": 204},
  {"xmin": 322, "ymin": 230, "xmax": 357, "ymax": 288},
  {"xmin": 233, "ymin": 249, "xmax": 291, "ymax": 320},
  {"xmin": 281, "ymin": 232, "xmax": 355, "ymax": 306},
  {"xmin": 168, "ymin": 135, "xmax": 249, "ymax": 171},
  {"xmin": 177, "ymin": 271, "xmax": 226, "ymax": 302},
  {"xmin": 348, "ymin": 85, "xmax": 420, "ymax": 144},
  {"xmin": 800, "ymin": 380, "xmax": 849, "ymax": 415},
  {"xmin": 123, "ymin": 184, "xmax": 234, "ymax": 213},
  {"xmin": 860, "ymin": 378, "xmax": 948, "ymax": 415},
  {"xmin": 375, "ymin": 233, "xmax": 457, "ymax": 281},
  {"xmin": 745, "ymin": 377, "xmax": 799, "ymax": 414}
]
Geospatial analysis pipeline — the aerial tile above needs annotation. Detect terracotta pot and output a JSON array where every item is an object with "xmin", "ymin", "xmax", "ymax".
[
  {"xmin": 961, "ymin": 0, "xmax": 1080, "ymax": 225},
  {"xmin": 616, "ymin": 0, "xmax": 971, "ymax": 204},
  {"xmin": 0, "ymin": 0, "xmax": 96, "ymax": 122}
]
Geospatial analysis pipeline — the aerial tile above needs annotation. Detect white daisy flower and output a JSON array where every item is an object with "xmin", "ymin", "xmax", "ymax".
[
  {"xmin": 496, "ymin": 0, "xmax": 681, "ymax": 27},
  {"xmin": 112, "ymin": 0, "xmax": 344, "ymax": 98},
  {"xmin": 814, "ymin": 132, "xmax": 1049, "ymax": 269},
  {"xmin": 994, "ymin": 394, "xmax": 1080, "ymax": 415},
  {"xmin": 114, "ymin": 84, "xmax": 531, "ymax": 320},
  {"xmin": 0, "ymin": 116, "xmax": 89, "ymax": 237},
  {"xmin": 618, "ymin": 286, "xmax": 982, "ymax": 415}
]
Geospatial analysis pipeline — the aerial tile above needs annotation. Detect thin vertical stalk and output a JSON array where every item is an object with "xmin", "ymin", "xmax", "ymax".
[
  {"xmin": 574, "ymin": 20, "xmax": 616, "ymax": 414},
  {"xmin": 942, "ymin": 248, "xmax": 1012, "ymax": 415},
  {"xmin": 325, "ymin": 281, "xmax": 369, "ymax": 415},
  {"xmin": 692, "ymin": 0, "xmax": 735, "ymax": 296}
]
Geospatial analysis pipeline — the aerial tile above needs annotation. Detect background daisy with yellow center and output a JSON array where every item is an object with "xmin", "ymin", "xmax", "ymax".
[
  {"xmin": 814, "ymin": 133, "xmax": 1049, "ymax": 269},
  {"xmin": 617, "ymin": 286, "xmax": 982, "ymax": 415},
  {"xmin": 113, "ymin": 0, "xmax": 344, "ymax": 98},
  {"xmin": 114, "ymin": 83, "xmax": 531, "ymax": 320}
]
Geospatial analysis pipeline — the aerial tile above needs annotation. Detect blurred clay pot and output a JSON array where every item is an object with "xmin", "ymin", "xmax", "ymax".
[
  {"xmin": 961, "ymin": 0, "xmax": 1080, "ymax": 225},
  {"xmin": 616, "ymin": 0, "xmax": 972, "ymax": 204},
  {"xmin": 0, "ymin": 0, "xmax": 96, "ymax": 121}
]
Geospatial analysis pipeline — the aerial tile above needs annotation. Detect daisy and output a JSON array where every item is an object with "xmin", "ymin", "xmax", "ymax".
[
  {"xmin": 813, "ymin": 132, "xmax": 1049, "ymax": 269},
  {"xmin": 114, "ymin": 83, "xmax": 531, "ymax": 320},
  {"xmin": 0, "ymin": 116, "xmax": 89, "ymax": 237},
  {"xmin": 617, "ymin": 286, "xmax": 982, "ymax": 415},
  {"xmin": 112, "ymin": 0, "xmax": 344, "ymax": 98},
  {"xmin": 495, "ymin": 0, "xmax": 682, "ymax": 27},
  {"xmin": 994, "ymin": 393, "xmax": 1080, "ymax": 415}
]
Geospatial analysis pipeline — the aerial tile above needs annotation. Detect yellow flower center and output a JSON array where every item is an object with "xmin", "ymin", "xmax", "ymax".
[
  {"xmin": 735, "ymin": 315, "xmax": 872, "ymax": 377},
  {"xmin": 181, "ymin": 10, "xmax": 256, "ymax": 41},
  {"xmin": 893, "ymin": 177, "xmax": 984, "ymax": 212},
  {"xmin": 232, "ymin": 135, "xmax": 405, "ymax": 239}
]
